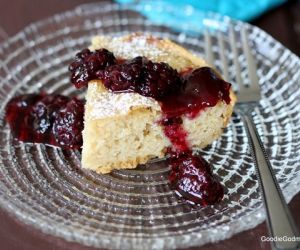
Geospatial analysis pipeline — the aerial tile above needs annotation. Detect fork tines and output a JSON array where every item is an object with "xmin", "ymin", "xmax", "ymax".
[{"xmin": 204, "ymin": 24, "xmax": 260, "ymax": 103}]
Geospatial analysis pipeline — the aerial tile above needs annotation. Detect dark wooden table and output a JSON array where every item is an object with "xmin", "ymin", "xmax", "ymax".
[{"xmin": 0, "ymin": 1, "xmax": 299, "ymax": 250}]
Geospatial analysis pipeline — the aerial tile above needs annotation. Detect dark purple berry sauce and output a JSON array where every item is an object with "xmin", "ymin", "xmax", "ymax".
[
  {"xmin": 160, "ymin": 67, "xmax": 228, "ymax": 205},
  {"xmin": 69, "ymin": 47, "xmax": 231, "ymax": 205},
  {"xmin": 69, "ymin": 48, "xmax": 116, "ymax": 89},
  {"xmin": 161, "ymin": 67, "xmax": 231, "ymax": 119},
  {"xmin": 5, "ymin": 93, "xmax": 84, "ymax": 149},
  {"xmin": 168, "ymin": 150, "xmax": 224, "ymax": 206},
  {"xmin": 5, "ymin": 46, "xmax": 230, "ymax": 206},
  {"xmin": 69, "ymin": 50, "xmax": 230, "ymax": 116},
  {"xmin": 160, "ymin": 117, "xmax": 190, "ymax": 152}
]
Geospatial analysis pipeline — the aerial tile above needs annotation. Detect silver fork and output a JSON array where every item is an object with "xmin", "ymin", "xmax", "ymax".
[{"xmin": 204, "ymin": 26, "xmax": 299, "ymax": 249}]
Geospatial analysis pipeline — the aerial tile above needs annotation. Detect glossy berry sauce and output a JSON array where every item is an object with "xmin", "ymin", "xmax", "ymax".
[
  {"xmin": 5, "ymin": 93, "xmax": 84, "ymax": 149},
  {"xmin": 159, "ymin": 67, "xmax": 230, "ymax": 205},
  {"xmin": 161, "ymin": 67, "xmax": 231, "ymax": 119},
  {"xmin": 69, "ymin": 48, "xmax": 116, "ymax": 89},
  {"xmin": 168, "ymin": 150, "xmax": 224, "ymax": 206},
  {"xmin": 71, "ymin": 48, "xmax": 232, "ymax": 205},
  {"xmin": 5, "ymin": 48, "xmax": 231, "ymax": 206},
  {"xmin": 70, "ymin": 48, "xmax": 231, "ymax": 206}
]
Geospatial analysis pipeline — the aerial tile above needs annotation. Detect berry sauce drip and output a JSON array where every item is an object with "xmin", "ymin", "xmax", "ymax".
[
  {"xmin": 161, "ymin": 67, "xmax": 231, "ymax": 119},
  {"xmin": 160, "ymin": 117, "xmax": 189, "ymax": 152},
  {"xmin": 5, "ymin": 93, "xmax": 84, "ymax": 149},
  {"xmin": 69, "ymin": 48, "xmax": 232, "ymax": 205}
]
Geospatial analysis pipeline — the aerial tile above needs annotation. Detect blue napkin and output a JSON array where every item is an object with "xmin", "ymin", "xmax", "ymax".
[
  {"xmin": 116, "ymin": 0, "xmax": 286, "ymax": 22},
  {"xmin": 116, "ymin": 0, "xmax": 286, "ymax": 35}
]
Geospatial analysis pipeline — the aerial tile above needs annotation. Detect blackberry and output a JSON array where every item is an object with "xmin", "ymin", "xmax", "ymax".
[
  {"xmin": 138, "ymin": 61, "xmax": 182, "ymax": 99},
  {"xmin": 98, "ymin": 56, "xmax": 182, "ymax": 99},
  {"xmin": 53, "ymin": 98, "xmax": 84, "ymax": 149},
  {"xmin": 69, "ymin": 48, "xmax": 116, "ymax": 88},
  {"xmin": 97, "ymin": 57, "xmax": 145, "ymax": 92},
  {"xmin": 168, "ymin": 151, "xmax": 224, "ymax": 206}
]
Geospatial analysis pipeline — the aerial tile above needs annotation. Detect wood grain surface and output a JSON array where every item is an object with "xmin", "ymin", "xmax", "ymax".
[{"xmin": 0, "ymin": 0, "xmax": 299, "ymax": 249}]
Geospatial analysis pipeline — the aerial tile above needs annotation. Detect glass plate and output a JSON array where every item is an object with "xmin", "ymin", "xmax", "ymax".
[{"xmin": 0, "ymin": 2, "xmax": 299, "ymax": 250}]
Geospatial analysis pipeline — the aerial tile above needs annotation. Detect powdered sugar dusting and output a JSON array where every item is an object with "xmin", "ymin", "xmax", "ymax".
[
  {"xmin": 86, "ymin": 34, "xmax": 207, "ymax": 120},
  {"xmin": 90, "ymin": 34, "xmax": 169, "ymax": 62},
  {"xmin": 87, "ymin": 34, "xmax": 172, "ymax": 120},
  {"xmin": 86, "ymin": 81, "xmax": 160, "ymax": 120}
]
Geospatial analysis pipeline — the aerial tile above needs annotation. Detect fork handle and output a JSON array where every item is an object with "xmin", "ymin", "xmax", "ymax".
[{"xmin": 242, "ymin": 114, "xmax": 299, "ymax": 250}]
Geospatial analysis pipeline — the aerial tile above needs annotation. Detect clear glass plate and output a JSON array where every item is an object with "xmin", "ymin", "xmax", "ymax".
[{"xmin": 0, "ymin": 2, "xmax": 299, "ymax": 250}]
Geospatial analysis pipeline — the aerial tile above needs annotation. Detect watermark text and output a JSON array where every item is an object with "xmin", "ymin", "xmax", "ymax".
[{"xmin": 261, "ymin": 236, "xmax": 300, "ymax": 242}]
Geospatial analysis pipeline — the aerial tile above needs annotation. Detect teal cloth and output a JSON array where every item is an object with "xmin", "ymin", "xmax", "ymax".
[
  {"xmin": 117, "ymin": 0, "xmax": 286, "ymax": 21},
  {"xmin": 116, "ymin": 0, "xmax": 286, "ymax": 34}
]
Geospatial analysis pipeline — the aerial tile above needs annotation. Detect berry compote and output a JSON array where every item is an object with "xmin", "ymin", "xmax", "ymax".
[
  {"xmin": 69, "ymin": 48, "xmax": 116, "ymax": 88},
  {"xmin": 71, "ymin": 48, "xmax": 231, "ymax": 206},
  {"xmin": 6, "ymin": 46, "xmax": 231, "ymax": 206},
  {"xmin": 5, "ymin": 93, "xmax": 84, "ymax": 149},
  {"xmin": 168, "ymin": 150, "xmax": 224, "ymax": 206},
  {"xmin": 69, "ymin": 48, "xmax": 231, "ymax": 205}
]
